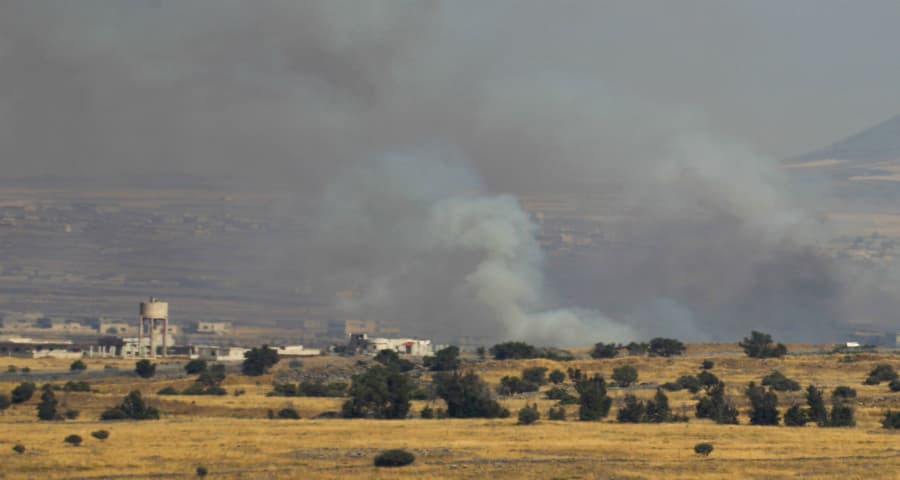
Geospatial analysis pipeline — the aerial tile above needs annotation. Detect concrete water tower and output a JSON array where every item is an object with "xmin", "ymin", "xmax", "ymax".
[{"xmin": 139, "ymin": 297, "xmax": 169, "ymax": 357}]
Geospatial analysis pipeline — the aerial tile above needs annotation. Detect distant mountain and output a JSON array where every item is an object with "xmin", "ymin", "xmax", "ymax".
[{"xmin": 790, "ymin": 114, "xmax": 900, "ymax": 165}]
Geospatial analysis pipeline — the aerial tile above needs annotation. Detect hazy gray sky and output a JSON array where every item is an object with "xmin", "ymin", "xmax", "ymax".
[{"xmin": 2, "ymin": 1, "xmax": 899, "ymax": 186}]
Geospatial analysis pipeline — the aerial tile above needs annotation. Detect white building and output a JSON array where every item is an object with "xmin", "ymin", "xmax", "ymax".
[
  {"xmin": 348, "ymin": 334, "xmax": 432, "ymax": 356},
  {"xmin": 273, "ymin": 345, "xmax": 321, "ymax": 357},
  {"xmin": 190, "ymin": 345, "xmax": 249, "ymax": 362}
]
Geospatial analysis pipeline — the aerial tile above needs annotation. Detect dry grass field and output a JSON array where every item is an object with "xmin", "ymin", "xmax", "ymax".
[{"xmin": 1, "ymin": 348, "xmax": 899, "ymax": 479}]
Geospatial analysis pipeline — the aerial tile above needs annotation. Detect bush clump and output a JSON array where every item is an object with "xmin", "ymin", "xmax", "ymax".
[
  {"xmin": 63, "ymin": 381, "xmax": 91, "ymax": 392},
  {"xmin": 184, "ymin": 359, "xmax": 207, "ymax": 375},
  {"xmin": 890, "ymin": 379, "xmax": 900, "ymax": 392},
  {"xmin": 64, "ymin": 434, "xmax": 83, "ymax": 446},
  {"xmin": 196, "ymin": 466, "xmax": 208, "ymax": 477},
  {"xmin": 882, "ymin": 411, "xmax": 900, "ymax": 429},
  {"xmin": 864, "ymin": 365, "xmax": 898, "ymax": 385},
  {"xmin": 157, "ymin": 386, "xmax": 179, "ymax": 395},
  {"xmin": 11, "ymin": 382, "xmax": 36, "ymax": 404},
  {"xmin": 694, "ymin": 443, "xmax": 714, "ymax": 456},
  {"xmin": 548, "ymin": 406, "xmax": 566, "ymax": 420},
  {"xmin": 134, "ymin": 360, "xmax": 156, "ymax": 379},
  {"xmin": 832, "ymin": 386, "xmax": 857, "ymax": 399},
  {"xmin": 761, "ymin": 371, "xmax": 801, "ymax": 392},
  {"xmin": 517, "ymin": 403, "xmax": 540, "ymax": 425},
  {"xmin": 69, "ymin": 360, "xmax": 87, "ymax": 371},
  {"xmin": 276, "ymin": 407, "xmax": 301, "ymax": 419},
  {"xmin": 374, "ymin": 449, "xmax": 415, "ymax": 467},
  {"xmin": 701, "ymin": 360, "xmax": 714, "ymax": 370},
  {"xmin": 91, "ymin": 430, "xmax": 110, "ymax": 440},
  {"xmin": 739, "ymin": 331, "xmax": 787, "ymax": 358},
  {"xmin": 13, "ymin": 444, "xmax": 26, "ymax": 454},
  {"xmin": 612, "ymin": 365, "xmax": 638, "ymax": 387},
  {"xmin": 100, "ymin": 390, "xmax": 160, "ymax": 420},
  {"xmin": 242, "ymin": 345, "xmax": 280, "ymax": 376},
  {"xmin": 648, "ymin": 338, "xmax": 686, "ymax": 357},
  {"xmin": 545, "ymin": 386, "xmax": 578, "ymax": 404},
  {"xmin": 548, "ymin": 369, "xmax": 566, "ymax": 384},
  {"xmin": 590, "ymin": 342, "xmax": 618, "ymax": 359}
]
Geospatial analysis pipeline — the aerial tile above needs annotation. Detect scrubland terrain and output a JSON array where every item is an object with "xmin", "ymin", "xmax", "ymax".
[{"xmin": 1, "ymin": 346, "xmax": 899, "ymax": 479}]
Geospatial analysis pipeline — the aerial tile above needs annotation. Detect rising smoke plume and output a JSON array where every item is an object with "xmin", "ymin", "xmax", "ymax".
[{"xmin": 2, "ymin": 1, "xmax": 899, "ymax": 343}]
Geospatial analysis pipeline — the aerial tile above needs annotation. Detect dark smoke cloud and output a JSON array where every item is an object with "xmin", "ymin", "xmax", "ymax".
[{"xmin": 2, "ymin": 1, "xmax": 897, "ymax": 343}]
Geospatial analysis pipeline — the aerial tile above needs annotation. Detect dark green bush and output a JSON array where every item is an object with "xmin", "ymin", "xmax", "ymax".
[
  {"xmin": 890, "ymin": 379, "xmax": 900, "ymax": 392},
  {"xmin": 694, "ymin": 443, "xmax": 713, "ymax": 456},
  {"xmin": 276, "ymin": 407, "xmax": 300, "ymax": 419},
  {"xmin": 11, "ymin": 382, "xmax": 36, "ymax": 404},
  {"xmin": 545, "ymin": 386, "xmax": 578, "ymax": 404},
  {"xmin": 616, "ymin": 394, "xmax": 645, "ymax": 423},
  {"xmin": 548, "ymin": 369, "xmax": 566, "ymax": 384},
  {"xmin": 517, "ymin": 403, "xmax": 540, "ymax": 425},
  {"xmin": 420, "ymin": 405, "xmax": 434, "ymax": 419},
  {"xmin": 157, "ymin": 386, "xmax": 179, "ymax": 395},
  {"xmin": 0, "ymin": 393, "xmax": 10, "ymax": 412},
  {"xmin": 64, "ymin": 434, "xmax": 83, "ymax": 446},
  {"xmin": 242, "ymin": 345, "xmax": 280, "ymax": 376},
  {"xmin": 831, "ymin": 386, "xmax": 857, "ymax": 399},
  {"xmin": 522, "ymin": 367, "xmax": 549, "ymax": 386},
  {"xmin": 648, "ymin": 338, "xmax": 685, "ymax": 357},
  {"xmin": 547, "ymin": 406, "xmax": 566, "ymax": 420},
  {"xmin": 374, "ymin": 449, "xmax": 415, "ymax": 467},
  {"xmin": 372, "ymin": 349, "xmax": 415, "ymax": 372},
  {"xmin": 701, "ymin": 360, "xmax": 714, "ymax": 370},
  {"xmin": 12, "ymin": 444, "xmax": 25, "ymax": 454},
  {"xmin": 184, "ymin": 359, "xmax": 207, "ymax": 375},
  {"xmin": 882, "ymin": 411, "xmax": 900, "ymax": 429},
  {"xmin": 590, "ymin": 342, "xmax": 618, "ymax": 359},
  {"xmin": 433, "ymin": 371, "xmax": 508, "ymax": 418},
  {"xmin": 783, "ymin": 405, "xmax": 807, "ymax": 426},
  {"xmin": 64, "ymin": 410, "xmax": 79, "ymax": 420},
  {"xmin": 423, "ymin": 346, "xmax": 460, "ymax": 372},
  {"xmin": 100, "ymin": 390, "xmax": 159, "ymax": 420},
  {"xmin": 63, "ymin": 381, "xmax": 91, "ymax": 392},
  {"xmin": 761, "ymin": 371, "xmax": 801, "ymax": 392},
  {"xmin": 826, "ymin": 403, "xmax": 855, "ymax": 427},
  {"xmin": 739, "ymin": 331, "xmax": 787, "ymax": 358},
  {"xmin": 91, "ymin": 430, "xmax": 110, "ymax": 440},
  {"xmin": 661, "ymin": 382, "xmax": 683, "ymax": 392},
  {"xmin": 69, "ymin": 360, "xmax": 87, "ymax": 371},
  {"xmin": 196, "ymin": 466, "xmax": 208, "ymax": 477},
  {"xmin": 864, "ymin": 365, "xmax": 898, "ymax": 385},
  {"xmin": 675, "ymin": 375, "xmax": 701, "ymax": 393},
  {"xmin": 746, "ymin": 382, "xmax": 780, "ymax": 426},
  {"xmin": 497, "ymin": 376, "xmax": 539, "ymax": 395},
  {"xmin": 490, "ymin": 341, "xmax": 540, "ymax": 360},
  {"xmin": 135, "ymin": 360, "xmax": 156, "ymax": 379},
  {"xmin": 696, "ymin": 383, "xmax": 738, "ymax": 424}
]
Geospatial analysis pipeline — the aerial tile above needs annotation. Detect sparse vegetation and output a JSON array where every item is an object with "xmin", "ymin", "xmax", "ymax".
[
  {"xmin": 761, "ymin": 371, "xmax": 801, "ymax": 392},
  {"xmin": 374, "ymin": 449, "xmax": 415, "ymax": 467},
  {"xmin": 100, "ymin": 390, "xmax": 159, "ymax": 420},
  {"xmin": 12, "ymin": 443, "xmax": 25, "ymax": 454},
  {"xmin": 739, "ymin": 331, "xmax": 787, "ymax": 358}
]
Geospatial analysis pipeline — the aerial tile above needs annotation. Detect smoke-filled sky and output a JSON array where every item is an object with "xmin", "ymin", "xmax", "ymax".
[{"xmin": 2, "ymin": 1, "xmax": 899, "ymax": 344}]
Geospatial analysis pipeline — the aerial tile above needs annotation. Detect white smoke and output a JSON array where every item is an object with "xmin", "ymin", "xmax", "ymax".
[{"xmin": 313, "ymin": 153, "xmax": 635, "ymax": 346}]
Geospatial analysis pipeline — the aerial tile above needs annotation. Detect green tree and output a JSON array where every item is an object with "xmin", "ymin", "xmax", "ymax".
[
  {"xmin": 242, "ymin": 345, "xmax": 280, "ymax": 376},
  {"xmin": 433, "ymin": 371, "xmax": 508, "ymax": 418},
  {"xmin": 497, "ymin": 376, "xmax": 539, "ymax": 395},
  {"xmin": 739, "ymin": 331, "xmax": 787, "ymax": 358},
  {"xmin": 645, "ymin": 388, "xmax": 672, "ymax": 423},
  {"xmin": 548, "ymin": 369, "xmax": 566, "ymax": 384},
  {"xmin": 69, "ymin": 360, "xmax": 87, "ymax": 372},
  {"xmin": 882, "ymin": 411, "xmax": 900, "ymax": 429},
  {"xmin": 805, "ymin": 385, "xmax": 828, "ymax": 426},
  {"xmin": 517, "ymin": 403, "xmax": 540, "ymax": 425},
  {"xmin": 612, "ymin": 365, "xmax": 638, "ymax": 387},
  {"xmin": 746, "ymin": 382, "xmax": 779, "ymax": 426},
  {"xmin": 423, "ymin": 346, "xmax": 460, "ymax": 371},
  {"xmin": 135, "ymin": 359, "xmax": 156, "ymax": 379},
  {"xmin": 864, "ymin": 364, "xmax": 898, "ymax": 385},
  {"xmin": 342, "ymin": 364, "xmax": 412, "ymax": 419},
  {"xmin": 184, "ymin": 359, "xmax": 208, "ymax": 375},
  {"xmin": 37, "ymin": 384, "xmax": 61, "ymax": 421},
  {"xmin": 372, "ymin": 349, "xmax": 415, "ymax": 372},
  {"xmin": 648, "ymin": 338, "xmax": 686, "ymax": 357},
  {"xmin": 574, "ymin": 373, "xmax": 612, "ymax": 421},
  {"xmin": 489, "ymin": 341, "xmax": 540, "ymax": 360},
  {"xmin": 197, "ymin": 364, "xmax": 226, "ymax": 388},
  {"xmin": 590, "ymin": 342, "xmax": 618, "ymax": 359},
  {"xmin": 783, "ymin": 405, "xmax": 807, "ymax": 426},
  {"xmin": 100, "ymin": 390, "xmax": 159, "ymax": 420},
  {"xmin": 696, "ymin": 383, "xmax": 738, "ymax": 424},
  {"xmin": 616, "ymin": 394, "xmax": 645, "ymax": 423},
  {"xmin": 761, "ymin": 371, "xmax": 800, "ymax": 392},
  {"xmin": 626, "ymin": 342, "xmax": 649, "ymax": 356},
  {"xmin": 11, "ymin": 382, "xmax": 36, "ymax": 404}
]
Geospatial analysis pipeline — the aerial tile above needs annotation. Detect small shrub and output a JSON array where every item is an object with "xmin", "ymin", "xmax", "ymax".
[
  {"xmin": 616, "ymin": 394, "xmax": 646, "ymax": 423},
  {"xmin": 91, "ymin": 430, "xmax": 110, "ymax": 440},
  {"xmin": 276, "ymin": 407, "xmax": 300, "ymax": 419},
  {"xmin": 826, "ymin": 403, "xmax": 855, "ymax": 427},
  {"xmin": 374, "ymin": 449, "xmax": 415, "ymax": 467},
  {"xmin": 63, "ymin": 381, "xmax": 91, "ymax": 392},
  {"xmin": 517, "ymin": 403, "xmax": 540, "ymax": 425},
  {"xmin": 64, "ymin": 434, "xmax": 83, "ymax": 446},
  {"xmin": 694, "ymin": 443, "xmax": 714, "ymax": 456},
  {"xmin": 675, "ymin": 375, "xmax": 701, "ymax": 393},
  {"xmin": 157, "ymin": 386, "xmax": 179, "ymax": 395},
  {"xmin": 100, "ymin": 390, "xmax": 159, "ymax": 420},
  {"xmin": 661, "ymin": 382, "xmax": 683, "ymax": 392},
  {"xmin": 21, "ymin": 367, "xmax": 30, "ymax": 373},
  {"xmin": 548, "ymin": 369, "xmax": 566, "ymax": 384},
  {"xmin": 701, "ymin": 360, "xmax": 714, "ymax": 370},
  {"xmin": 522, "ymin": 367, "xmax": 549, "ymax": 386},
  {"xmin": 590, "ymin": 342, "xmax": 618, "ymax": 359},
  {"xmin": 12, "ymin": 444, "xmax": 25, "ymax": 454},
  {"xmin": 234, "ymin": 388, "xmax": 246, "ymax": 396},
  {"xmin": 0, "ymin": 393, "xmax": 10, "ymax": 412},
  {"xmin": 832, "ymin": 386, "xmax": 857, "ymax": 399},
  {"xmin": 497, "ymin": 376, "xmax": 539, "ymax": 395},
  {"xmin": 69, "ymin": 360, "xmax": 87, "ymax": 371},
  {"xmin": 696, "ymin": 371, "xmax": 721, "ymax": 389},
  {"xmin": 64, "ymin": 410, "xmax": 80, "ymax": 420},
  {"xmin": 548, "ymin": 405, "xmax": 566, "ymax": 420},
  {"xmin": 196, "ymin": 466, "xmax": 208, "ymax": 477},
  {"xmin": 882, "ymin": 411, "xmax": 900, "ymax": 429},
  {"xmin": 865, "ymin": 365, "xmax": 898, "ymax": 385},
  {"xmin": 420, "ymin": 405, "xmax": 434, "ymax": 419},
  {"xmin": 889, "ymin": 379, "xmax": 900, "ymax": 392}
]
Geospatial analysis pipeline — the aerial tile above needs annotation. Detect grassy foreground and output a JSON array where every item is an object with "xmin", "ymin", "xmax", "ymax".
[{"xmin": 1, "ymin": 347, "xmax": 899, "ymax": 479}]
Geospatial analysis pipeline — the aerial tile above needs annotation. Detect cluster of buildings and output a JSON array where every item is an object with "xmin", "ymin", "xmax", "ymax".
[{"xmin": 0, "ymin": 297, "xmax": 436, "ymax": 361}]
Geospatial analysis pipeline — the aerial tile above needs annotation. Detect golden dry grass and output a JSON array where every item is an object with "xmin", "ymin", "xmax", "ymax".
[{"xmin": 1, "ymin": 350, "xmax": 899, "ymax": 479}]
